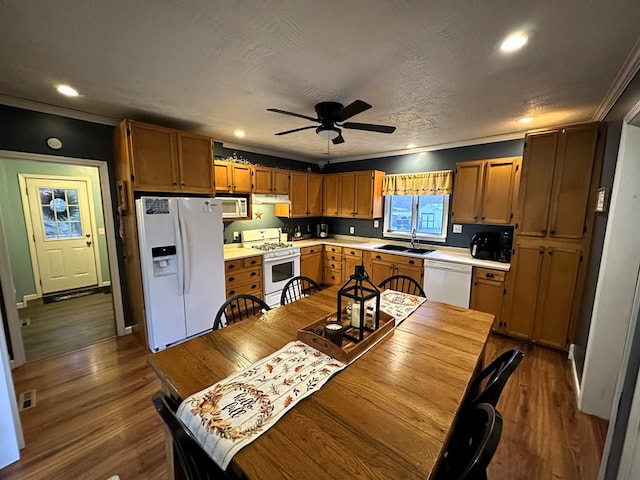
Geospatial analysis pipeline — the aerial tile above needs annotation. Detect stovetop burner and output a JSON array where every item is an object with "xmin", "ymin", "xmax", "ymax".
[{"xmin": 251, "ymin": 242, "xmax": 293, "ymax": 251}]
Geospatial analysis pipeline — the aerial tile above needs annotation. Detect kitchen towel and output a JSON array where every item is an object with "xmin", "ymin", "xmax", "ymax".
[{"xmin": 177, "ymin": 341, "xmax": 346, "ymax": 470}]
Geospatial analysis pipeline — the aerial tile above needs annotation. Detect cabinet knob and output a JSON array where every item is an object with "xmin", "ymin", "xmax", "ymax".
[
  {"xmin": 541, "ymin": 229, "xmax": 547, "ymax": 234},
  {"xmin": 550, "ymin": 230, "xmax": 555, "ymax": 235},
  {"xmin": 375, "ymin": 255, "xmax": 381, "ymax": 259},
  {"xmin": 486, "ymin": 273, "xmax": 494, "ymax": 278},
  {"xmin": 229, "ymin": 290, "xmax": 236, "ymax": 296},
  {"xmin": 409, "ymin": 260, "xmax": 415, "ymax": 265},
  {"xmin": 173, "ymin": 182, "xmax": 177, "ymax": 186},
  {"xmin": 229, "ymin": 276, "xmax": 235, "ymax": 282},
  {"xmin": 474, "ymin": 216, "xmax": 478, "ymax": 220},
  {"xmin": 251, "ymin": 284, "xmax": 257, "ymax": 289},
  {"xmin": 228, "ymin": 264, "xmax": 235, "ymax": 269},
  {"xmin": 548, "ymin": 250, "xmax": 553, "ymax": 255},
  {"xmin": 181, "ymin": 183, "xmax": 185, "ymax": 186},
  {"xmin": 481, "ymin": 216, "xmax": 485, "ymax": 220},
  {"xmin": 251, "ymin": 271, "xmax": 257, "ymax": 276},
  {"xmin": 251, "ymin": 260, "xmax": 256, "ymax": 264}
]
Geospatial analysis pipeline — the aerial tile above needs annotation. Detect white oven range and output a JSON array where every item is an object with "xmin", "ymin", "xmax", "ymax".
[{"xmin": 241, "ymin": 228, "xmax": 300, "ymax": 308}]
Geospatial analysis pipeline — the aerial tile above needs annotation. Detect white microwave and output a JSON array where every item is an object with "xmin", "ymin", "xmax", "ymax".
[{"xmin": 219, "ymin": 196, "xmax": 248, "ymax": 219}]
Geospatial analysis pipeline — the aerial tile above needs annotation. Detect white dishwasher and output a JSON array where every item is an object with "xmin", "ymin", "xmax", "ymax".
[{"xmin": 423, "ymin": 259, "xmax": 473, "ymax": 308}]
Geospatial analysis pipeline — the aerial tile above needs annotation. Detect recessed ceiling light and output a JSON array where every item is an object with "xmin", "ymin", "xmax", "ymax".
[
  {"xmin": 233, "ymin": 130, "xmax": 245, "ymax": 138},
  {"xmin": 56, "ymin": 84, "xmax": 79, "ymax": 97},
  {"xmin": 406, "ymin": 144, "xmax": 417, "ymax": 149},
  {"xmin": 518, "ymin": 117, "xmax": 534, "ymax": 124},
  {"xmin": 500, "ymin": 33, "xmax": 528, "ymax": 52}
]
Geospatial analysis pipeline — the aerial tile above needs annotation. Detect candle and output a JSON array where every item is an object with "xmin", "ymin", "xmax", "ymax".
[
  {"xmin": 351, "ymin": 303, "xmax": 361, "ymax": 328},
  {"xmin": 324, "ymin": 322, "xmax": 343, "ymax": 346}
]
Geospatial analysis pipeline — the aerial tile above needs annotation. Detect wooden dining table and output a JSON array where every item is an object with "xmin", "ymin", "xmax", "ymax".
[{"xmin": 147, "ymin": 285, "xmax": 494, "ymax": 480}]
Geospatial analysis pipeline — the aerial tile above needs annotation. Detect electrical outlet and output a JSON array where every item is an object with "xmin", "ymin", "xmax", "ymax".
[
  {"xmin": 98, "ymin": 227, "xmax": 105, "ymax": 235},
  {"xmin": 349, "ymin": 226, "xmax": 355, "ymax": 235},
  {"xmin": 373, "ymin": 220, "xmax": 379, "ymax": 228},
  {"xmin": 233, "ymin": 231, "xmax": 240, "ymax": 241},
  {"xmin": 452, "ymin": 224, "xmax": 463, "ymax": 233}
]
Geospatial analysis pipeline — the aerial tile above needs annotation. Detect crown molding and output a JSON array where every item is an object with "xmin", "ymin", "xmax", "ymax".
[
  {"xmin": 0, "ymin": 94, "xmax": 120, "ymax": 126},
  {"xmin": 592, "ymin": 35, "xmax": 640, "ymax": 121},
  {"xmin": 321, "ymin": 130, "xmax": 526, "ymax": 164},
  {"xmin": 220, "ymin": 141, "xmax": 315, "ymax": 163}
]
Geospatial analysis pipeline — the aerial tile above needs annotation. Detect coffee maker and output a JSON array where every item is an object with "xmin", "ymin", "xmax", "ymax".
[
  {"xmin": 499, "ymin": 230, "xmax": 513, "ymax": 263},
  {"xmin": 317, "ymin": 223, "xmax": 329, "ymax": 238}
]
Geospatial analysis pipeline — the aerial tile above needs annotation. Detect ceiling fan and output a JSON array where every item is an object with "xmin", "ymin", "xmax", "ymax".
[{"xmin": 267, "ymin": 100, "xmax": 396, "ymax": 145}]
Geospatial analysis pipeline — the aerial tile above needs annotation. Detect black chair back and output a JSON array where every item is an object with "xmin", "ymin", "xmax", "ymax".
[
  {"xmin": 151, "ymin": 391, "xmax": 228, "ymax": 480},
  {"xmin": 213, "ymin": 294, "xmax": 271, "ymax": 330},
  {"xmin": 280, "ymin": 275, "xmax": 321, "ymax": 305},
  {"xmin": 468, "ymin": 347, "xmax": 525, "ymax": 409},
  {"xmin": 436, "ymin": 402, "xmax": 503, "ymax": 480},
  {"xmin": 378, "ymin": 274, "xmax": 426, "ymax": 297}
]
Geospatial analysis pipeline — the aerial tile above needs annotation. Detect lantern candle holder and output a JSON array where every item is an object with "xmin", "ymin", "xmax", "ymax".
[{"xmin": 338, "ymin": 265, "xmax": 380, "ymax": 343}]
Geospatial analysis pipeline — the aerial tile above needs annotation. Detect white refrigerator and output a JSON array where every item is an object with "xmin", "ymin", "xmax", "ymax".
[{"xmin": 136, "ymin": 197, "xmax": 225, "ymax": 351}]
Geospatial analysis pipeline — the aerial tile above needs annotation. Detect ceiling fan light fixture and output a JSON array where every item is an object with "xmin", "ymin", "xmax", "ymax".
[{"xmin": 316, "ymin": 125, "xmax": 341, "ymax": 140}]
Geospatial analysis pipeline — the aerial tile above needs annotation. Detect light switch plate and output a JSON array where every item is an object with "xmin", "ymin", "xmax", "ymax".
[
  {"xmin": 373, "ymin": 220, "xmax": 379, "ymax": 228},
  {"xmin": 453, "ymin": 224, "xmax": 463, "ymax": 233},
  {"xmin": 233, "ymin": 231, "xmax": 240, "ymax": 241},
  {"xmin": 349, "ymin": 226, "xmax": 355, "ymax": 235},
  {"xmin": 98, "ymin": 227, "xmax": 105, "ymax": 235}
]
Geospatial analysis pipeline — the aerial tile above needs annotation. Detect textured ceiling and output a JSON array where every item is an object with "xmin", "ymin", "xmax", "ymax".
[{"xmin": 1, "ymin": 0, "xmax": 639, "ymax": 161}]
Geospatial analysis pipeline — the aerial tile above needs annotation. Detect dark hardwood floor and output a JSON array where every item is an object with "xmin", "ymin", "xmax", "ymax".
[
  {"xmin": 19, "ymin": 291, "xmax": 116, "ymax": 362},
  {"xmin": 0, "ymin": 333, "xmax": 607, "ymax": 479}
]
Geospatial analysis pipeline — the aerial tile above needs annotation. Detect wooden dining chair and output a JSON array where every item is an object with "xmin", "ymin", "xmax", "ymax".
[
  {"xmin": 213, "ymin": 294, "xmax": 271, "ymax": 330},
  {"xmin": 280, "ymin": 275, "xmax": 321, "ymax": 305},
  {"xmin": 378, "ymin": 274, "xmax": 426, "ymax": 297},
  {"xmin": 435, "ymin": 402, "xmax": 503, "ymax": 480},
  {"xmin": 151, "ymin": 391, "xmax": 230, "ymax": 480},
  {"xmin": 466, "ymin": 347, "xmax": 525, "ymax": 410}
]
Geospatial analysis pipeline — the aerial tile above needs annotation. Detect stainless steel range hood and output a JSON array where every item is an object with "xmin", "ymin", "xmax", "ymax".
[{"xmin": 251, "ymin": 194, "xmax": 291, "ymax": 205}]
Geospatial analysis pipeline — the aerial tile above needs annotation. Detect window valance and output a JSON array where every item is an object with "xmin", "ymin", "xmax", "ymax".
[{"xmin": 382, "ymin": 170, "xmax": 453, "ymax": 196}]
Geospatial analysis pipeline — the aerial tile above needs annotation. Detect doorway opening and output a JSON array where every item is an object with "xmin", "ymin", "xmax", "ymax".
[{"xmin": 0, "ymin": 151, "xmax": 125, "ymax": 366}]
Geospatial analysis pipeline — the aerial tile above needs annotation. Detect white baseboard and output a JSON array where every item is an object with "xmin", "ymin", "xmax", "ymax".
[
  {"xmin": 17, "ymin": 293, "xmax": 40, "ymax": 309},
  {"xmin": 568, "ymin": 344, "xmax": 582, "ymax": 401},
  {"xmin": 100, "ymin": 280, "xmax": 111, "ymax": 287}
]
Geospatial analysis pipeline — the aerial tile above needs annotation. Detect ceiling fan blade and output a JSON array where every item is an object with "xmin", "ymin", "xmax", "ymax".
[
  {"xmin": 267, "ymin": 108, "xmax": 319, "ymax": 123},
  {"xmin": 332, "ymin": 134, "xmax": 345, "ymax": 145},
  {"xmin": 342, "ymin": 122, "xmax": 396, "ymax": 134},
  {"xmin": 335, "ymin": 100, "xmax": 372, "ymax": 121},
  {"xmin": 274, "ymin": 125, "xmax": 317, "ymax": 136}
]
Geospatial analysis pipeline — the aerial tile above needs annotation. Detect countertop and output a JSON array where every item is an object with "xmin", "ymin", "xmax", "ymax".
[{"xmin": 224, "ymin": 235, "xmax": 510, "ymax": 271}]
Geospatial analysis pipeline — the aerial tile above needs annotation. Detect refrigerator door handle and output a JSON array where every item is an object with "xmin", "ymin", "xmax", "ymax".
[
  {"xmin": 174, "ymin": 214, "xmax": 185, "ymax": 294},
  {"xmin": 180, "ymin": 213, "xmax": 192, "ymax": 295}
]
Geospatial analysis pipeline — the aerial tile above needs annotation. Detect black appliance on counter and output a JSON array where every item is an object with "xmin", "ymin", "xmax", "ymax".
[
  {"xmin": 499, "ymin": 230, "xmax": 513, "ymax": 263},
  {"xmin": 317, "ymin": 223, "xmax": 329, "ymax": 238},
  {"xmin": 470, "ymin": 232, "xmax": 501, "ymax": 260}
]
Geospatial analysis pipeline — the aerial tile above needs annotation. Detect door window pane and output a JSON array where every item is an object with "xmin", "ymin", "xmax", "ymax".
[{"xmin": 38, "ymin": 187, "xmax": 83, "ymax": 239}]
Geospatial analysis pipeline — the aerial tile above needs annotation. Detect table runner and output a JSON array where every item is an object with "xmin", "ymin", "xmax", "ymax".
[
  {"xmin": 177, "ymin": 341, "xmax": 346, "ymax": 470},
  {"xmin": 379, "ymin": 289, "xmax": 427, "ymax": 323}
]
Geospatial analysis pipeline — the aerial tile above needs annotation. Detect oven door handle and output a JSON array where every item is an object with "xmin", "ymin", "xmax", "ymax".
[{"xmin": 266, "ymin": 253, "xmax": 301, "ymax": 262}]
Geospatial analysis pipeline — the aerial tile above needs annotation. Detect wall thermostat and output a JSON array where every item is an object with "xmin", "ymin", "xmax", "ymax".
[{"xmin": 46, "ymin": 137, "xmax": 63, "ymax": 150}]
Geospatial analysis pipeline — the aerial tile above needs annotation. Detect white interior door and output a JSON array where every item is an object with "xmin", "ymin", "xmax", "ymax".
[{"xmin": 25, "ymin": 177, "xmax": 98, "ymax": 294}]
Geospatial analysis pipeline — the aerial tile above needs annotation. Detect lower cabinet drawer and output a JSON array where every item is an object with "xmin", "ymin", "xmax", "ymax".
[
  {"xmin": 323, "ymin": 267, "xmax": 342, "ymax": 285},
  {"xmin": 225, "ymin": 268, "xmax": 261, "ymax": 285},
  {"xmin": 226, "ymin": 279, "xmax": 263, "ymax": 298}
]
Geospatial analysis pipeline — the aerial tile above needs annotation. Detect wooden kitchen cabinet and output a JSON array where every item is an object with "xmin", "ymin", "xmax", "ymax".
[
  {"xmin": 452, "ymin": 157, "xmax": 519, "ymax": 225},
  {"xmin": 300, "ymin": 245, "xmax": 323, "ymax": 285},
  {"xmin": 126, "ymin": 120, "xmax": 214, "ymax": 193},
  {"xmin": 504, "ymin": 242, "xmax": 581, "ymax": 349},
  {"xmin": 214, "ymin": 161, "xmax": 253, "ymax": 194},
  {"xmin": 470, "ymin": 267, "xmax": 506, "ymax": 332},
  {"xmin": 342, "ymin": 248, "xmax": 364, "ymax": 281},
  {"xmin": 253, "ymin": 166, "xmax": 290, "ymax": 195},
  {"xmin": 364, "ymin": 251, "xmax": 423, "ymax": 288},
  {"xmin": 517, "ymin": 124, "xmax": 600, "ymax": 239},
  {"xmin": 279, "ymin": 172, "xmax": 322, "ymax": 218},
  {"xmin": 323, "ymin": 174, "xmax": 340, "ymax": 216},
  {"xmin": 224, "ymin": 255, "xmax": 263, "ymax": 299},
  {"xmin": 337, "ymin": 170, "xmax": 384, "ymax": 219},
  {"xmin": 323, "ymin": 245, "xmax": 343, "ymax": 285}
]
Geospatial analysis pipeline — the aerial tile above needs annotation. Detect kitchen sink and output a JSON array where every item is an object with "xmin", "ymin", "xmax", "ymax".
[
  {"xmin": 375, "ymin": 244, "xmax": 434, "ymax": 255},
  {"xmin": 404, "ymin": 247, "xmax": 435, "ymax": 255},
  {"xmin": 375, "ymin": 244, "xmax": 410, "ymax": 251}
]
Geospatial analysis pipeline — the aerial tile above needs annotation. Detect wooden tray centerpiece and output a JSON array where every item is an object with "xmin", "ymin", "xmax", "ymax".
[
  {"xmin": 296, "ymin": 310, "xmax": 395, "ymax": 363},
  {"xmin": 297, "ymin": 265, "xmax": 394, "ymax": 363}
]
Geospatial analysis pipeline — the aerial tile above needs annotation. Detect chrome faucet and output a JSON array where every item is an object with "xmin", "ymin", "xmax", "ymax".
[{"xmin": 411, "ymin": 228, "xmax": 417, "ymax": 248}]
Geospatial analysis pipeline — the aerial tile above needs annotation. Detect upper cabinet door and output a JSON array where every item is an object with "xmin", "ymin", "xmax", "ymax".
[
  {"xmin": 177, "ymin": 133, "xmax": 213, "ymax": 193},
  {"xmin": 253, "ymin": 166, "xmax": 272, "ymax": 194},
  {"xmin": 547, "ymin": 125, "xmax": 599, "ymax": 239},
  {"xmin": 452, "ymin": 161, "xmax": 484, "ymax": 223},
  {"xmin": 307, "ymin": 173, "xmax": 323, "ymax": 216},
  {"xmin": 323, "ymin": 174, "xmax": 339, "ymax": 216},
  {"xmin": 231, "ymin": 164, "xmax": 253, "ymax": 193},
  {"xmin": 338, "ymin": 173, "xmax": 356, "ymax": 216},
  {"xmin": 354, "ymin": 171, "xmax": 375, "ymax": 218},
  {"xmin": 272, "ymin": 169, "xmax": 290, "ymax": 195},
  {"xmin": 289, "ymin": 171, "xmax": 308, "ymax": 217},
  {"xmin": 214, "ymin": 161, "xmax": 233, "ymax": 193},
  {"xmin": 517, "ymin": 132, "xmax": 558, "ymax": 236},
  {"xmin": 481, "ymin": 158, "xmax": 516, "ymax": 224},
  {"xmin": 128, "ymin": 122, "xmax": 178, "ymax": 191}
]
